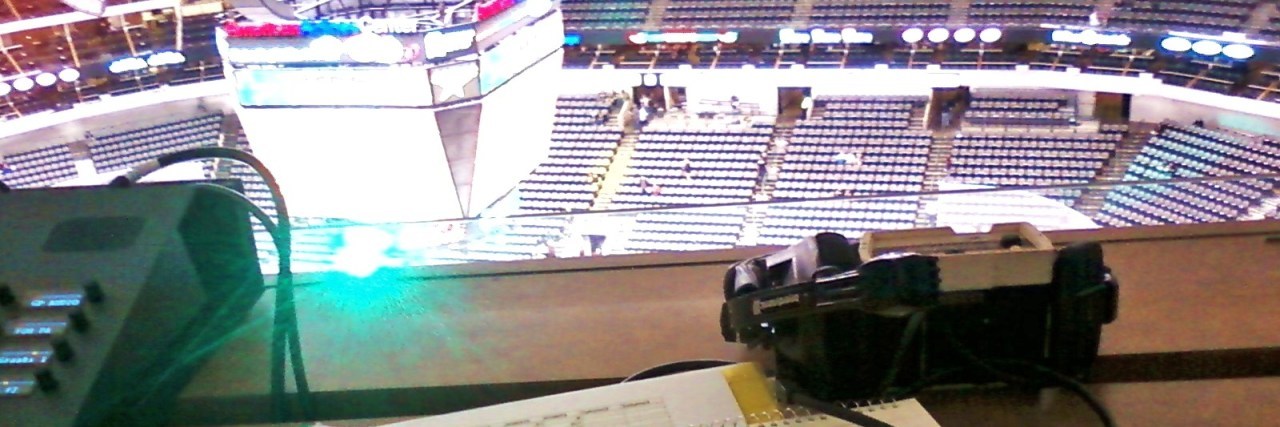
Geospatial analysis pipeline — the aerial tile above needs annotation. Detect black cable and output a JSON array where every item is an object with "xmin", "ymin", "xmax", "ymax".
[
  {"xmin": 985, "ymin": 359, "xmax": 1116, "ymax": 427},
  {"xmin": 621, "ymin": 359, "xmax": 734, "ymax": 383},
  {"xmin": 937, "ymin": 320, "xmax": 1113, "ymax": 427},
  {"xmin": 789, "ymin": 391, "xmax": 895, "ymax": 427},
  {"xmin": 876, "ymin": 312, "xmax": 925, "ymax": 396},
  {"xmin": 114, "ymin": 147, "xmax": 313, "ymax": 421}
]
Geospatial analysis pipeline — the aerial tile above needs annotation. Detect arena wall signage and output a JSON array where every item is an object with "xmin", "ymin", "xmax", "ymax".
[
  {"xmin": 107, "ymin": 51, "xmax": 186, "ymax": 73},
  {"xmin": 777, "ymin": 28, "xmax": 874, "ymax": 44},
  {"xmin": 1049, "ymin": 29, "xmax": 1132, "ymax": 47},
  {"xmin": 423, "ymin": 25, "xmax": 478, "ymax": 60},
  {"xmin": 628, "ymin": 31, "xmax": 739, "ymax": 44}
]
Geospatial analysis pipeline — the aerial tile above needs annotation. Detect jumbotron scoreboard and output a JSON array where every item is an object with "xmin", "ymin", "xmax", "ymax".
[{"xmin": 217, "ymin": 0, "xmax": 565, "ymax": 222}]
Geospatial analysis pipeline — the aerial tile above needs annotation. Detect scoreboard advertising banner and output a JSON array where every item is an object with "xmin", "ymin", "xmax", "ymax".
[
  {"xmin": 219, "ymin": 19, "xmax": 479, "ymax": 66},
  {"xmin": 221, "ymin": 1, "xmax": 563, "ymax": 107}
]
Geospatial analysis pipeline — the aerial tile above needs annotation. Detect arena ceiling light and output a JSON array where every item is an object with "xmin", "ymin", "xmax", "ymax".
[
  {"xmin": 1161, "ymin": 36, "xmax": 1192, "ymax": 52},
  {"xmin": 0, "ymin": 82, "xmax": 10, "ymax": 96},
  {"xmin": 953, "ymin": 28, "xmax": 976, "ymax": 43},
  {"xmin": 58, "ymin": 68, "xmax": 80, "ymax": 82},
  {"xmin": 13, "ymin": 76, "xmax": 34, "ymax": 92},
  {"xmin": 1191, "ymin": 39, "xmax": 1223, "ymax": 56},
  {"xmin": 901, "ymin": 28, "xmax": 924, "ymax": 43},
  {"xmin": 927, "ymin": 28, "xmax": 950, "ymax": 43},
  {"xmin": 979, "ymin": 27, "xmax": 1003, "ymax": 43},
  {"xmin": 35, "ymin": 72, "xmax": 57, "ymax": 87},
  {"xmin": 1222, "ymin": 43, "xmax": 1255, "ymax": 60}
]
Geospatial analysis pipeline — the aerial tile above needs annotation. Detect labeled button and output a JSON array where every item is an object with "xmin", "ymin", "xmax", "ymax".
[
  {"xmin": 0, "ymin": 379, "xmax": 37, "ymax": 397},
  {"xmin": 0, "ymin": 350, "xmax": 53, "ymax": 367},
  {"xmin": 28, "ymin": 293, "xmax": 82, "ymax": 309},
  {"xmin": 4, "ymin": 320, "xmax": 67, "ymax": 338}
]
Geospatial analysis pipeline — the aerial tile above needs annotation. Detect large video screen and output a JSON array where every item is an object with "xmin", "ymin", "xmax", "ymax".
[
  {"xmin": 478, "ymin": 12, "xmax": 564, "ymax": 94},
  {"xmin": 234, "ymin": 67, "xmax": 433, "ymax": 107}
]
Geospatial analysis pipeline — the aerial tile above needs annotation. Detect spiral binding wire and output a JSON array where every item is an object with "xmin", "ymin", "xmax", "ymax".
[{"xmin": 696, "ymin": 398, "xmax": 906, "ymax": 427}]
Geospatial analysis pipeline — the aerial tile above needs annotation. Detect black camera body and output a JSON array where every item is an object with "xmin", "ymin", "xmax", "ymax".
[{"xmin": 721, "ymin": 224, "xmax": 1118, "ymax": 401}]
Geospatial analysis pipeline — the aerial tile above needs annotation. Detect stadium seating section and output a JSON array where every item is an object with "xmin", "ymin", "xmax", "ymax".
[
  {"xmin": 663, "ymin": 0, "xmax": 797, "ymax": 27},
  {"xmin": 760, "ymin": 96, "xmax": 928, "ymax": 245},
  {"xmin": 560, "ymin": 0, "xmax": 650, "ymax": 28},
  {"xmin": 1098, "ymin": 123, "xmax": 1280, "ymax": 226},
  {"xmin": 89, "ymin": 113, "xmax": 223, "ymax": 173},
  {"xmin": 0, "ymin": 144, "xmax": 77, "ymax": 189},
  {"xmin": 615, "ymin": 120, "xmax": 772, "ymax": 252},
  {"xmin": 809, "ymin": 0, "xmax": 949, "ymax": 27}
]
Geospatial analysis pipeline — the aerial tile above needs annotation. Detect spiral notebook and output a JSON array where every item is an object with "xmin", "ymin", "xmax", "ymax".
[
  {"xmin": 381, "ymin": 363, "xmax": 938, "ymax": 427},
  {"xmin": 711, "ymin": 398, "xmax": 939, "ymax": 427}
]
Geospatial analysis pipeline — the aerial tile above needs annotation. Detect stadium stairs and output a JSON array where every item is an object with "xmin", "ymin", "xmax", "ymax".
[
  {"xmin": 738, "ymin": 113, "xmax": 796, "ymax": 246},
  {"xmin": 1244, "ymin": 3, "xmax": 1278, "ymax": 37},
  {"xmin": 947, "ymin": 0, "xmax": 971, "ymax": 26},
  {"xmin": 643, "ymin": 0, "xmax": 669, "ymax": 29},
  {"xmin": 1244, "ymin": 194, "xmax": 1280, "ymax": 220},
  {"xmin": 789, "ymin": 0, "xmax": 815, "ymax": 27},
  {"xmin": 1078, "ymin": 122, "xmax": 1158, "ymax": 219},
  {"xmin": 916, "ymin": 130, "xmax": 954, "ymax": 228},
  {"xmin": 590, "ymin": 100, "xmax": 639, "ymax": 211}
]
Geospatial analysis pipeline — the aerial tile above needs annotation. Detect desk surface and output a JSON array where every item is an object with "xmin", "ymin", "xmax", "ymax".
[{"xmin": 177, "ymin": 221, "xmax": 1280, "ymax": 426}]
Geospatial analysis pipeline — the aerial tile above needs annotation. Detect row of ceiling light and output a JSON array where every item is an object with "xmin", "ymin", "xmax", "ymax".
[
  {"xmin": 1161, "ymin": 37, "xmax": 1256, "ymax": 60},
  {"xmin": 0, "ymin": 69, "xmax": 82, "ymax": 96},
  {"xmin": 902, "ymin": 27, "xmax": 1004, "ymax": 44}
]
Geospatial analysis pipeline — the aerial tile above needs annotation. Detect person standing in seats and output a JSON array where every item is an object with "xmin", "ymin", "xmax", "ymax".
[{"xmin": 682, "ymin": 158, "xmax": 694, "ymax": 180}]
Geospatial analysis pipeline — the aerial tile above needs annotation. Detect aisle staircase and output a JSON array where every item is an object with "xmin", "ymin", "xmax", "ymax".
[
  {"xmin": 914, "ymin": 131, "xmax": 955, "ymax": 228},
  {"xmin": 590, "ymin": 106, "xmax": 639, "ymax": 211},
  {"xmin": 1075, "ymin": 123, "xmax": 1157, "ymax": 219},
  {"xmin": 1243, "ymin": 2, "xmax": 1278, "ymax": 37},
  {"xmin": 789, "ymin": 0, "xmax": 815, "ymax": 26},
  {"xmin": 213, "ymin": 114, "xmax": 245, "ymax": 180},
  {"xmin": 739, "ymin": 117, "xmax": 795, "ymax": 246},
  {"xmin": 1241, "ymin": 193, "xmax": 1280, "ymax": 220},
  {"xmin": 643, "ymin": 0, "xmax": 670, "ymax": 29},
  {"xmin": 946, "ymin": 0, "xmax": 971, "ymax": 26}
]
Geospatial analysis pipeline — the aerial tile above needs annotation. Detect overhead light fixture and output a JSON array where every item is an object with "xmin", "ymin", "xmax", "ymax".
[
  {"xmin": 1191, "ymin": 39, "xmax": 1223, "ymax": 56},
  {"xmin": 1161, "ymin": 37, "xmax": 1192, "ymax": 52},
  {"xmin": 35, "ymin": 72, "xmax": 57, "ymax": 87},
  {"xmin": 58, "ymin": 68, "xmax": 80, "ymax": 82},
  {"xmin": 927, "ymin": 28, "xmax": 950, "ymax": 43},
  {"xmin": 0, "ymin": 82, "xmax": 10, "ymax": 96},
  {"xmin": 1222, "ymin": 43, "xmax": 1255, "ymax": 60},
  {"xmin": 741, "ymin": 64, "xmax": 756, "ymax": 69},
  {"xmin": 979, "ymin": 27, "xmax": 1003, "ymax": 43},
  {"xmin": 13, "ymin": 77, "xmax": 35, "ymax": 91},
  {"xmin": 790, "ymin": 63, "xmax": 805, "ymax": 69},
  {"xmin": 901, "ymin": 28, "xmax": 924, "ymax": 44},
  {"xmin": 953, "ymin": 28, "xmax": 976, "ymax": 43}
]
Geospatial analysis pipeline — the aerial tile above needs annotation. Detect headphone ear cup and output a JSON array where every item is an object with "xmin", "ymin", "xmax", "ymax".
[
  {"xmin": 723, "ymin": 260, "xmax": 764, "ymax": 300},
  {"xmin": 1048, "ymin": 241, "xmax": 1109, "ymax": 379},
  {"xmin": 814, "ymin": 232, "xmax": 859, "ymax": 271}
]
